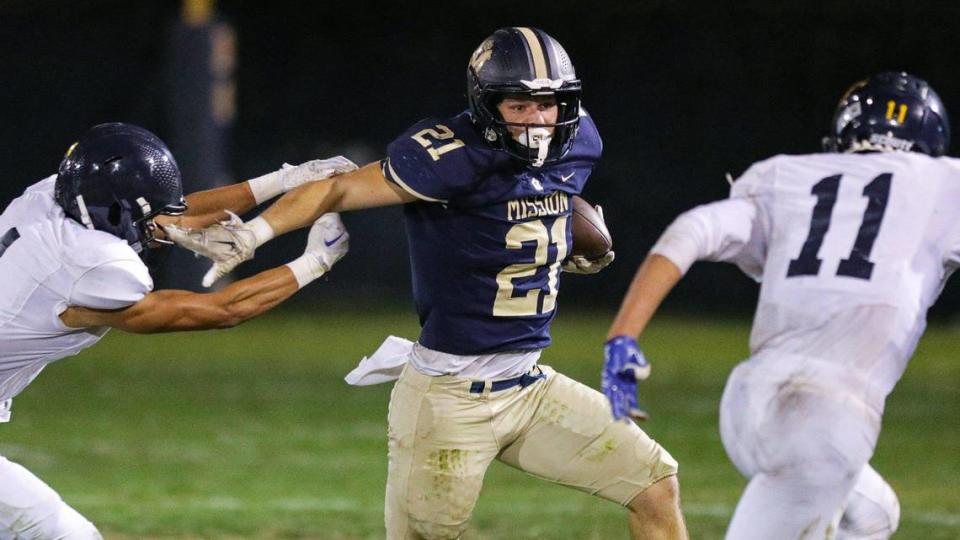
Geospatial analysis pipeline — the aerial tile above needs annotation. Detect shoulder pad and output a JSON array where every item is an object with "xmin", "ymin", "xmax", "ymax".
[
  {"xmin": 575, "ymin": 109, "xmax": 603, "ymax": 158},
  {"xmin": 730, "ymin": 155, "xmax": 781, "ymax": 199},
  {"xmin": 24, "ymin": 175, "xmax": 57, "ymax": 195},
  {"xmin": 2, "ymin": 176, "xmax": 61, "ymax": 225}
]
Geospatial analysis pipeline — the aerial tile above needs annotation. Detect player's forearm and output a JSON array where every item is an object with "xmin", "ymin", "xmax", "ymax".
[
  {"xmin": 152, "ymin": 183, "xmax": 258, "ymax": 233},
  {"xmin": 202, "ymin": 266, "xmax": 300, "ymax": 329},
  {"xmin": 128, "ymin": 267, "xmax": 297, "ymax": 332},
  {"xmin": 255, "ymin": 161, "xmax": 411, "ymax": 237},
  {"xmin": 185, "ymin": 182, "xmax": 257, "ymax": 217},
  {"xmin": 606, "ymin": 254, "xmax": 683, "ymax": 340},
  {"xmin": 258, "ymin": 178, "xmax": 342, "ymax": 237},
  {"xmin": 62, "ymin": 266, "xmax": 302, "ymax": 333}
]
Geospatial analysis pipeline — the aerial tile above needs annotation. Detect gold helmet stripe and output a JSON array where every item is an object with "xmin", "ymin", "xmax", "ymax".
[{"xmin": 515, "ymin": 27, "xmax": 548, "ymax": 79}]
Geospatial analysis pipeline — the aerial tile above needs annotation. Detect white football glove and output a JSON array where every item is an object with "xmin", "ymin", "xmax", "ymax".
[
  {"xmin": 248, "ymin": 156, "xmax": 359, "ymax": 204},
  {"xmin": 162, "ymin": 211, "xmax": 269, "ymax": 287},
  {"xmin": 562, "ymin": 251, "xmax": 615, "ymax": 274},
  {"xmin": 286, "ymin": 213, "xmax": 350, "ymax": 288},
  {"xmin": 563, "ymin": 204, "xmax": 615, "ymax": 274}
]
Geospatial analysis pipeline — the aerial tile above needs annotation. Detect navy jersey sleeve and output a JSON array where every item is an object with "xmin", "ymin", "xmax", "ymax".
[{"xmin": 382, "ymin": 117, "xmax": 480, "ymax": 203}]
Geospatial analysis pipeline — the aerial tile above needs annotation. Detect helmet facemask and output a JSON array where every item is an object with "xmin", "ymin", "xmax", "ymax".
[
  {"xmin": 135, "ymin": 198, "xmax": 187, "ymax": 253},
  {"xmin": 474, "ymin": 86, "xmax": 581, "ymax": 167},
  {"xmin": 466, "ymin": 27, "xmax": 583, "ymax": 168}
]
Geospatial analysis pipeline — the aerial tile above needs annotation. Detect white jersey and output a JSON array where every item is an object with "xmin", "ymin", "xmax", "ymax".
[
  {"xmin": 0, "ymin": 176, "xmax": 152, "ymax": 417},
  {"xmin": 652, "ymin": 152, "xmax": 960, "ymax": 409}
]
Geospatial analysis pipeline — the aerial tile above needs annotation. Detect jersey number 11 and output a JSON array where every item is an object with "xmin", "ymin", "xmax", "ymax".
[{"xmin": 787, "ymin": 173, "xmax": 892, "ymax": 280}]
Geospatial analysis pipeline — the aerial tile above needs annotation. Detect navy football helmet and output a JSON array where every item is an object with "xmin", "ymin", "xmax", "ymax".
[
  {"xmin": 825, "ymin": 71, "xmax": 950, "ymax": 156},
  {"xmin": 467, "ymin": 27, "xmax": 581, "ymax": 167},
  {"xmin": 55, "ymin": 123, "xmax": 187, "ymax": 255}
]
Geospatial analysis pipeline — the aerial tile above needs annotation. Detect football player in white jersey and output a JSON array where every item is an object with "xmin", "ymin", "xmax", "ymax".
[
  {"xmin": 603, "ymin": 72, "xmax": 954, "ymax": 539},
  {"xmin": 0, "ymin": 123, "xmax": 353, "ymax": 539}
]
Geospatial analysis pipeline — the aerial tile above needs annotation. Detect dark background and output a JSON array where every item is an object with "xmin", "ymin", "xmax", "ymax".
[{"xmin": 3, "ymin": 0, "xmax": 960, "ymax": 316}]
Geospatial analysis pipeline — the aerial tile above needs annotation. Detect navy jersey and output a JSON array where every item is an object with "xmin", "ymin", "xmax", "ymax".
[{"xmin": 382, "ymin": 111, "xmax": 602, "ymax": 354}]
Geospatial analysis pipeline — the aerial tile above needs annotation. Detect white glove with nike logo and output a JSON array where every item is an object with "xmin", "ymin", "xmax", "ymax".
[
  {"xmin": 247, "ymin": 156, "xmax": 359, "ymax": 204},
  {"xmin": 162, "ymin": 212, "xmax": 274, "ymax": 287},
  {"xmin": 164, "ymin": 212, "xmax": 349, "ymax": 289},
  {"xmin": 285, "ymin": 213, "xmax": 350, "ymax": 288}
]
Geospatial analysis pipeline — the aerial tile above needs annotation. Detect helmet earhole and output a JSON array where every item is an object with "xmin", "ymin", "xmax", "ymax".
[{"xmin": 108, "ymin": 201, "xmax": 123, "ymax": 226}]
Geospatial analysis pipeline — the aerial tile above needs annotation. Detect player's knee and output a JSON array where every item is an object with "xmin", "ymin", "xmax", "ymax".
[
  {"xmin": 838, "ymin": 483, "xmax": 900, "ymax": 540},
  {"xmin": 2, "ymin": 494, "xmax": 101, "ymax": 540},
  {"xmin": 59, "ymin": 507, "xmax": 102, "ymax": 540},
  {"xmin": 409, "ymin": 516, "xmax": 469, "ymax": 540},
  {"xmin": 627, "ymin": 475, "xmax": 682, "ymax": 523},
  {"xmin": 763, "ymin": 426, "xmax": 864, "ymax": 488}
]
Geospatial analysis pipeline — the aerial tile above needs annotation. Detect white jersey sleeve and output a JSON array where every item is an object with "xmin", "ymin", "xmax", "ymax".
[
  {"xmin": 941, "ymin": 218, "xmax": 960, "ymax": 269},
  {"xmin": 69, "ymin": 259, "xmax": 153, "ymax": 310},
  {"xmin": 650, "ymin": 159, "xmax": 774, "ymax": 279},
  {"xmin": 650, "ymin": 198, "xmax": 765, "ymax": 279}
]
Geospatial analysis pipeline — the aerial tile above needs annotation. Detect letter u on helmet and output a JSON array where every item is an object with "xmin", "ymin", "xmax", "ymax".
[
  {"xmin": 825, "ymin": 71, "xmax": 950, "ymax": 156},
  {"xmin": 467, "ymin": 27, "xmax": 582, "ymax": 167},
  {"xmin": 54, "ymin": 123, "xmax": 187, "ymax": 255}
]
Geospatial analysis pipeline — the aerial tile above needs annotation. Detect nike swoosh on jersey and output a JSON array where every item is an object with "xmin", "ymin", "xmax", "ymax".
[
  {"xmin": 560, "ymin": 172, "xmax": 575, "ymax": 182},
  {"xmin": 324, "ymin": 232, "xmax": 346, "ymax": 247}
]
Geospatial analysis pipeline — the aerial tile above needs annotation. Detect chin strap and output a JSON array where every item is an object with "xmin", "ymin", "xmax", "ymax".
[{"xmin": 74, "ymin": 195, "xmax": 95, "ymax": 230}]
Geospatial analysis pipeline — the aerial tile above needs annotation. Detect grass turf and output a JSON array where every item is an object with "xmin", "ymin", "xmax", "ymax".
[{"xmin": 1, "ymin": 310, "xmax": 958, "ymax": 538}]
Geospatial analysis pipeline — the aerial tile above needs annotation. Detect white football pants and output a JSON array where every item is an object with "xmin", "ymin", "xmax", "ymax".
[
  {"xmin": 719, "ymin": 356, "xmax": 896, "ymax": 540},
  {"xmin": 0, "ymin": 455, "xmax": 101, "ymax": 539},
  {"xmin": 836, "ymin": 465, "xmax": 900, "ymax": 540}
]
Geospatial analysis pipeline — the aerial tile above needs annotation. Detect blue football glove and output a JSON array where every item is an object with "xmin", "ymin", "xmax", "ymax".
[{"xmin": 602, "ymin": 336, "xmax": 652, "ymax": 421}]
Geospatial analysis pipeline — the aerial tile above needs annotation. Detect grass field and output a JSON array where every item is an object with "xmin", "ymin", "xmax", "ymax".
[{"xmin": 1, "ymin": 310, "xmax": 958, "ymax": 539}]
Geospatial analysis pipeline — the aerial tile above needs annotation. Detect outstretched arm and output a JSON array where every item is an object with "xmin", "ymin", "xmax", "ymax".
[
  {"xmin": 165, "ymin": 162, "xmax": 417, "ymax": 287},
  {"xmin": 159, "ymin": 156, "xmax": 361, "ymax": 230},
  {"xmin": 60, "ymin": 213, "xmax": 349, "ymax": 333},
  {"xmin": 602, "ymin": 198, "xmax": 762, "ymax": 420},
  {"xmin": 174, "ymin": 182, "xmax": 258, "ymax": 230},
  {"xmin": 258, "ymin": 161, "xmax": 416, "ymax": 237},
  {"xmin": 61, "ymin": 265, "xmax": 297, "ymax": 332}
]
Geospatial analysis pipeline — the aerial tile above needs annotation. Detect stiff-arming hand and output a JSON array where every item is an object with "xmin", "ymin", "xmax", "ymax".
[
  {"xmin": 278, "ymin": 157, "xmax": 358, "ymax": 193},
  {"xmin": 248, "ymin": 156, "xmax": 359, "ymax": 204},
  {"xmin": 602, "ymin": 336, "xmax": 651, "ymax": 421}
]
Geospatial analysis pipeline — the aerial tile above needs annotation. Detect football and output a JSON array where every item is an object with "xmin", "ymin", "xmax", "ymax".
[{"xmin": 571, "ymin": 195, "xmax": 613, "ymax": 259}]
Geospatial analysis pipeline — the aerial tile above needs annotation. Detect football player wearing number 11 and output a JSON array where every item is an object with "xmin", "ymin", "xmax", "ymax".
[
  {"xmin": 171, "ymin": 27, "xmax": 686, "ymax": 540},
  {"xmin": 605, "ymin": 72, "xmax": 956, "ymax": 539}
]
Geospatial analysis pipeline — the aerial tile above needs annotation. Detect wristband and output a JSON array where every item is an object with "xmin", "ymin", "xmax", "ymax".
[
  {"xmin": 246, "ymin": 216, "xmax": 276, "ymax": 247},
  {"xmin": 247, "ymin": 170, "xmax": 284, "ymax": 205},
  {"xmin": 285, "ymin": 254, "xmax": 326, "ymax": 289}
]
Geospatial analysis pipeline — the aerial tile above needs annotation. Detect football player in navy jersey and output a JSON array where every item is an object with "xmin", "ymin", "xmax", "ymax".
[{"xmin": 171, "ymin": 27, "xmax": 687, "ymax": 539}]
